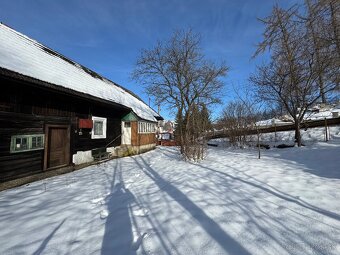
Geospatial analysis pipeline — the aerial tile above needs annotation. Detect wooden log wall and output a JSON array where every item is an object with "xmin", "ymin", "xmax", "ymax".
[
  {"xmin": 0, "ymin": 76, "xmax": 129, "ymax": 182},
  {"xmin": 0, "ymin": 111, "xmax": 71, "ymax": 182}
]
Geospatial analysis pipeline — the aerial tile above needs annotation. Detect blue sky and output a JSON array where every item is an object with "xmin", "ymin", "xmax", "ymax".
[{"xmin": 0, "ymin": 0, "xmax": 300, "ymax": 120}]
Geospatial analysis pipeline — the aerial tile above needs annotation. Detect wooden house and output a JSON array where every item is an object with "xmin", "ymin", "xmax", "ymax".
[{"xmin": 0, "ymin": 24, "xmax": 162, "ymax": 185}]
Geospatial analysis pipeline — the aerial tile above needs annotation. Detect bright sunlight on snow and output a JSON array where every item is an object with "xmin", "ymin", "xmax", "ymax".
[{"xmin": 1, "ymin": 137, "xmax": 340, "ymax": 254}]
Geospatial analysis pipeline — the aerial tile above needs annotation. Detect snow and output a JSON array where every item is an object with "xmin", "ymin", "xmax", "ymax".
[
  {"xmin": 305, "ymin": 108, "xmax": 340, "ymax": 120},
  {"xmin": 211, "ymin": 126, "xmax": 340, "ymax": 148},
  {"xmin": 1, "ymin": 137, "xmax": 340, "ymax": 254},
  {"xmin": 0, "ymin": 24, "xmax": 159, "ymax": 122},
  {"xmin": 256, "ymin": 118, "xmax": 291, "ymax": 127},
  {"xmin": 256, "ymin": 106, "xmax": 340, "ymax": 128}
]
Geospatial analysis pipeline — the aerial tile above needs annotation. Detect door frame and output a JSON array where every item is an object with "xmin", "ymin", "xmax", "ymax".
[
  {"xmin": 44, "ymin": 124, "xmax": 71, "ymax": 170},
  {"xmin": 121, "ymin": 121, "xmax": 132, "ymax": 145}
]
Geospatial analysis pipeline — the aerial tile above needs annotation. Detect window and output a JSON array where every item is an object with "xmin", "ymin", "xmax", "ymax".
[
  {"xmin": 138, "ymin": 122, "xmax": 156, "ymax": 134},
  {"xmin": 10, "ymin": 134, "xmax": 44, "ymax": 153},
  {"xmin": 92, "ymin": 116, "xmax": 107, "ymax": 139},
  {"xmin": 124, "ymin": 122, "xmax": 131, "ymax": 128},
  {"xmin": 32, "ymin": 136, "xmax": 43, "ymax": 149},
  {"xmin": 94, "ymin": 121, "xmax": 103, "ymax": 135}
]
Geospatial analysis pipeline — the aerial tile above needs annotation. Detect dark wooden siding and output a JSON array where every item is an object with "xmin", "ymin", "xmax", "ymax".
[
  {"xmin": 0, "ymin": 111, "xmax": 71, "ymax": 182},
  {"xmin": 0, "ymin": 75, "xmax": 129, "ymax": 182},
  {"xmin": 74, "ymin": 118, "xmax": 122, "ymax": 152}
]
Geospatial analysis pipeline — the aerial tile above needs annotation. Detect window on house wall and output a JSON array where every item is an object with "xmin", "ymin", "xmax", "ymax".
[
  {"xmin": 92, "ymin": 116, "xmax": 107, "ymax": 139},
  {"xmin": 10, "ymin": 134, "xmax": 45, "ymax": 153},
  {"xmin": 32, "ymin": 136, "xmax": 43, "ymax": 149},
  {"xmin": 138, "ymin": 121, "xmax": 156, "ymax": 134}
]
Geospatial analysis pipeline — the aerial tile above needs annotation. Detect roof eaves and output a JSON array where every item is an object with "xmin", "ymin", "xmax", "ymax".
[{"xmin": 0, "ymin": 67, "xmax": 132, "ymax": 111}]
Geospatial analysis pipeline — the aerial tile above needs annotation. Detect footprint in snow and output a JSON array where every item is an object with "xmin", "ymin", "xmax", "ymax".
[
  {"xmin": 91, "ymin": 197, "xmax": 104, "ymax": 204},
  {"xmin": 100, "ymin": 210, "xmax": 109, "ymax": 219},
  {"xmin": 133, "ymin": 208, "xmax": 149, "ymax": 217},
  {"xmin": 132, "ymin": 232, "xmax": 147, "ymax": 251},
  {"xmin": 91, "ymin": 192, "xmax": 111, "ymax": 205}
]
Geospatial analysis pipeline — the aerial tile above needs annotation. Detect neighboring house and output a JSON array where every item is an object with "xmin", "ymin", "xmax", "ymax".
[
  {"xmin": 0, "ymin": 24, "xmax": 162, "ymax": 184},
  {"xmin": 157, "ymin": 120, "xmax": 176, "ymax": 146}
]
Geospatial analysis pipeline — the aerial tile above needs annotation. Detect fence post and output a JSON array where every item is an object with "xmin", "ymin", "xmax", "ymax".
[{"xmin": 324, "ymin": 118, "xmax": 328, "ymax": 142}]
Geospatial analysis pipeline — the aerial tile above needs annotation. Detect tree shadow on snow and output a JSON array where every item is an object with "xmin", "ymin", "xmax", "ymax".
[
  {"xmin": 270, "ymin": 144, "xmax": 340, "ymax": 179},
  {"xmin": 133, "ymin": 156, "xmax": 252, "ymax": 255},
  {"xmin": 33, "ymin": 219, "xmax": 66, "ymax": 255},
  {"xmin": 195, "ymin": 163, "xmax": 340, "ymax": 222}
]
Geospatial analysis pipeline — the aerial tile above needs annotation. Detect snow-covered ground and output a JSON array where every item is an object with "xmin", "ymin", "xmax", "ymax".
[{"xmin": 1, "ymin": 139, "xmax": 340, "ymax": 254}]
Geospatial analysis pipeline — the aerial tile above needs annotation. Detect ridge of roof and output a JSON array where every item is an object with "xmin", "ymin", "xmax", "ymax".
[
  {"xmin": 1, "ymin": 23, "xmax": 144, "ymax": 101},
  {"xmin": 0, "ymin": 23, "xmax": 160, "ymax": 121}
]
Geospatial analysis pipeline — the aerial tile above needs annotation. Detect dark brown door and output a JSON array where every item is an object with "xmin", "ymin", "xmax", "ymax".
[{"xmin": 45, "ymin": 125, "xmax": 70, "ymax": 169}]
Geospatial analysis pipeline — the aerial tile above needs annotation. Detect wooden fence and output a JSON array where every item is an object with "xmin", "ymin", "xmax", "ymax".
[{"xmin": 206, "ymin": 117, "xmax": 340, "ymax": 140}]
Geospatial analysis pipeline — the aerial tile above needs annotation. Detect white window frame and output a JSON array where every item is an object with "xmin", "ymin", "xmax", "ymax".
[
  {"xmin": 138, "ymin": 121, "xmax": 156, "ymax": 134},
  {"xmin": 91, "ymin": 116, "xmax": 107, "ymax": 139},
  {"xmin": 10, "ymin": 134, "xmax": 45, "ymax": 153}
]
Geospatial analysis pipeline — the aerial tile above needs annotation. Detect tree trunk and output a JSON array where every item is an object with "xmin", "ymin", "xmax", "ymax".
[
  {"xmin": 178, "ymin": 108, "xmax": 185, "ymax": 154},
  {"xmin": 257, "ymin": 129, "xmax": 261, "ymax": 159},
  {"xmin": 294, "ymin": 120, "xmax": 302, "ymax": 147},
  {"xmin": 325, "ymin": 118, "xmax": 329, "ymax": 141}
]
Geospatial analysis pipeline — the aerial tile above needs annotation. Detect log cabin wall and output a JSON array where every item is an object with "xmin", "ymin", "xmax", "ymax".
[
  {"xmin": 0, "ymin": 75, "xmax": 129, "ymax": 182},
  {"xmin": 131, "ymin": 121, "xmax": 157, "ymax": 146}
]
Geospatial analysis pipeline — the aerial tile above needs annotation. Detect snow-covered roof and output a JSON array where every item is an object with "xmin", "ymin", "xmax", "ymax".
[
  {"xmin": 255, "ymin": 107, "xmax": 340, "ymax": 127},
  {"xmin": 0, "ymin": 24, "xmax": 160, "ymax": 122},
  {"xmin": 305, "ymin": 108, "xmax": 340, "ymax": 120},
  {"xmin": 256, "ymin": 118, "xmax": 292, "ymax": 127}
]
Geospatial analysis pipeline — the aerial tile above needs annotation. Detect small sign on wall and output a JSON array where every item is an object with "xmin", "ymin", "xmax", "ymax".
[{"xmin": 79, "ymin": 119, "xmax": 93, "ymax": 129}]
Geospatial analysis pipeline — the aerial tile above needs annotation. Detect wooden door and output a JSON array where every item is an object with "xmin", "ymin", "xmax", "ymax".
[
  {"xmin": 121, "ymin": 121, "xmax": 131, "ymax": 145},
  {"xmin": 44, "ymin": 125, "xmax": 70, "ymax": 169}
]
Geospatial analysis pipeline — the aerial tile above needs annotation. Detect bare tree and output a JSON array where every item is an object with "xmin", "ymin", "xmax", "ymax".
[
  {"xmin": 303, "ymin": 0, "xmax": 340, "ymax": 102},
  {"xmin": 219, "ymin": 95, "xmax": 264, "ymax": 158},
  {"xmin": 252, "ymin": 5, "xmax": 338, "ymax": 146},
  {"xmin": 305, "ymin": 0, "xmax": 328, "ymax": 103},
  {"xmin": 219, "ymin": 101, "xmax": 250, "ymax": 147},
  {"xmin": 132, "ymin": 29, "xmax": 228, "ymax": 160},
  {"xmin": 319, "ymin": 0, "xmax": 340, "ymax": 95}
]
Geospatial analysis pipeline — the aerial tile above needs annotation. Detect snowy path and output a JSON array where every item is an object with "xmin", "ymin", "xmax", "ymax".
[{"xmin": 1, "ymin": 142, "xmax": 340, "ymax": 255}]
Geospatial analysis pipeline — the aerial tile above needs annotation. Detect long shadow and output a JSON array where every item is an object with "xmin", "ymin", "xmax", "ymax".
[
  {"xmin": 230, "ymin": 170, "xmax": 340, "ymax": 232},
  {"xmin": 270, "ymin": 144, "xmax": 340, "ymax": 179},
  {"xmin": 33, "ymin": 219, "xmax": 66, "ymax": 255},
  {"xmin": 101, "ymin": 160, "xmax": 137, "ymax": 255},
  {"xmin": 225, "ymin": 188, "xmax": 330, "ymax": 255},
  {"xmin": 195, "ymin": 163, "xmax": 340, "ymax": 222},
  {"xmin": 134, "ymin": 157, "xmax": 251, "ymax": 255}
]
